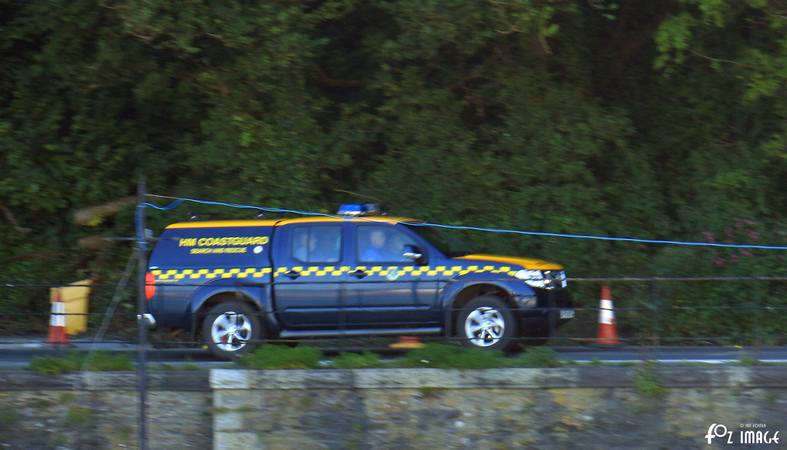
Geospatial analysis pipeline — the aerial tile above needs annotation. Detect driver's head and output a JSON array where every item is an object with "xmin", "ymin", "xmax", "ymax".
[{"xmin": 370, "ymin": 229, "xmax": 386, "ymax": 248}]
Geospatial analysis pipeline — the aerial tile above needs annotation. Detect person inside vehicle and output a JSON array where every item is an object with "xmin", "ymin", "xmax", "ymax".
[
  {"xmin": 293, "ymin": 230, "xmax": 311, "ymax": 261},
  {"xmin": 310, "ymin": 233, "xmax": 340, "ymax": 262},
  {"xmin": 360, "ymin": 228, "xmax": 387, "ymax": 261},
  {"xmin": 294, "ymin": 229, "xmax": 340, "ymax": 262},
  {"xmin": 360, "ymin": 228, "xmax": 411, "ymax": 262}
]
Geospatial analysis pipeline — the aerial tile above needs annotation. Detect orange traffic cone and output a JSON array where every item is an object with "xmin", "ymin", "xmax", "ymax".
[
  {"xmin": 389, "ymin": 336, "xmax": 424, "ymax": 350},
  {"xmin": 596, "ymin": 285, "xmax": 620, "ymax": 345},
  {"xmin": 48, "ymin": 289, "xmax": 69, "ymax": 346}
]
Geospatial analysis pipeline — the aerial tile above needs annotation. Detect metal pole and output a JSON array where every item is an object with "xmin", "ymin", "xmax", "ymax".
[
  {"xmin": 547, "ymin": 289, "xmax": 556, "ymax": 342},
  {"xmin": 135, "ymin": 178, "xmax": 148, "ymax": 450},
  {"xmin": 752, "ymin": 283, "xmax": 761, "ymax": 353},
  {"xmin": 650, "ymin": 278, "xmax": 659, "ymax": 347}
]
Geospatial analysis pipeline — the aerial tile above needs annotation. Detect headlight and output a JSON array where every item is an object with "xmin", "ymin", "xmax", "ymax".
[{"xmin": 514, "ymin": 269, "xmax": 546, "ymax": 288}]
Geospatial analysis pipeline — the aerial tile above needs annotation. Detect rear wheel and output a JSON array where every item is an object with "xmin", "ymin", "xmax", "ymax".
[
  {"xmin": 201, "ymin": 301, "xmax": 262, "ymax": 360},
  {"xmin": 457, "ymin": 296, "xmax": 517, "ymax": 352}
]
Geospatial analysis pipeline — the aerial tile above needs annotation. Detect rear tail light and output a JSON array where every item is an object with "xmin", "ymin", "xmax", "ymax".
[{"xmin": 145, "ymin": 271, "xmax": 156, "ymax": 300}]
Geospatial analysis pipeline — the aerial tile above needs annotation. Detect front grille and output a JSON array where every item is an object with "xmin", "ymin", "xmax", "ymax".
[{"xmin": 535, "ymin": 289, "xmax": 573, "ymax": 309}]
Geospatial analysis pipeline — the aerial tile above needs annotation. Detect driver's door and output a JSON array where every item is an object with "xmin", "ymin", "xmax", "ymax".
[{"xmin": 342, "ymin": 224, "xmax": 439, "ymax": 326}]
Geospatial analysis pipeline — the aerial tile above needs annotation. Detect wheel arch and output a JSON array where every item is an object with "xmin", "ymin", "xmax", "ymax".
[
  {"xmin": 444, "ymin": 282, "xmax": 517, "ymax": 336},
  {"xmin": 191, "ymin": 291, "xmax": 265, "ymax": 340}
]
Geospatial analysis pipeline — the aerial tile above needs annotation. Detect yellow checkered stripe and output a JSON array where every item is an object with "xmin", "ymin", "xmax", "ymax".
[
  {"xmin": 349, "ymin": 265, "xmax": 516, "ymax": 278},
  {"xmin": 151, "ymin": 265, "xmax": 516, "ymax": 281},
  {"xmin": 151, "ymin": 267, "xmax": 272, "ymax": 281}
]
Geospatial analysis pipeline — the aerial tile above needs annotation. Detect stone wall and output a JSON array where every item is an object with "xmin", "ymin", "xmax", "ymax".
[
  {"xmin": 212, "ymin": 367, "xmax": 787, "ymax": 450},
  {"xmin": 0, "ymin": 366, "xmax": 785, "ymax": 449},
  {"xmin": 0, "ymin": 371, "xmax": 211, "ymax": 449}
]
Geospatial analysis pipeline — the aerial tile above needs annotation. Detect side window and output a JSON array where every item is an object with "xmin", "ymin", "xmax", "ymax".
[
  {"xmin": 291, "ymin": 225, "xmax": 342, "ymax": 263},
  {"xmin": 357, "ymin": 225, "xmax": 417, "ymax": 263}
]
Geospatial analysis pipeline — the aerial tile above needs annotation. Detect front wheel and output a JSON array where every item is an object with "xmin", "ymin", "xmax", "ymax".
[
  {"xmin": 457, "ymin": 296, "xmax": 517, "ymax": 352},
  {"xmin": 201, "ymin": 301, "xmax": 262, "ymax": 360}
]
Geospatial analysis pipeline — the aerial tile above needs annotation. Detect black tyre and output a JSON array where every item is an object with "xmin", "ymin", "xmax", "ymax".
[
  {"xmin": 456, "ymin": 296, "xmax": 517, "ymax": 352},
  {"xmin": 201, "ymin": 301, "xmax": 262, "ymax": 360}
]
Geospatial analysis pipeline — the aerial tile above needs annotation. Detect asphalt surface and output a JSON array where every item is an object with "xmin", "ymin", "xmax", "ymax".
[{"xmin": 0, "ymin": 340, "xmax": 786, "ymax": 368}]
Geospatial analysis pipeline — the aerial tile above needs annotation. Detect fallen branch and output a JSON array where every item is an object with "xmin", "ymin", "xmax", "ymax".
[{"xmin": 73, "ymin": 196, "xmax": 136, "ymax": 226}]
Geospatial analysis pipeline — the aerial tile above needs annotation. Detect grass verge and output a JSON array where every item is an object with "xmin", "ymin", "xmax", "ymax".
[
  {"xmin": 238, "ymin": 345, "xmax": 321, "ymax": 369},
  {"xmin": 401, "ymin": 343, "xmax": 505, "ymax": 369},
  {"xmin": 30, "ymin": 352, "xmax": 133, "ymax": 375},
  {"xmin": 333, "ymin": 351, "xmax": 382, "ymax": 369},
  {"xmin": 234, "ymin": 344, "xmax": 565, "ymax": 370}
]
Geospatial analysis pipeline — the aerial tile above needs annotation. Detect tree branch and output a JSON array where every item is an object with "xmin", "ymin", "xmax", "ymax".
[
  {"xmin": 687, "ymin": 49, "xmax": 756, "ymax": 69},
  {"xmin": 0, "ymin": 204, "xmax": 31, "ymax": 233},
  {"xmin": 314, "ymin": 66, "xmax": 363, "ymax": 89}
]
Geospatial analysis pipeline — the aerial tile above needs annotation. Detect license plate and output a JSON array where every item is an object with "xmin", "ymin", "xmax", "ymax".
[{"xmin": 559, "ymin": 309, "xmax": 575, "ymax": 319}]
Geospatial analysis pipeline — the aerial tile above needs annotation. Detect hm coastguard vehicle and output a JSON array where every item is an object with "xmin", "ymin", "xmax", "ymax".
[{"xmin": 143, "ymin": 204, "xmax": 573, "ymax": 358}]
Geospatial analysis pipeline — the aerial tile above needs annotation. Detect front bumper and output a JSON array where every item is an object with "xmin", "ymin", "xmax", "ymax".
[
  {"xmin": 520, "ymin": 288, "xmax": 574, "ymax": 323},
  {"xmin": 519, "ymin": 289, "xmax": 574, "ymax": 338}
]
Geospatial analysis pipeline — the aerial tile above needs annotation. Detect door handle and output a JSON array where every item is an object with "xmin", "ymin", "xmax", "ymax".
[
  {"xmin": 350, "ymin": 269, "xmax": 368, "ymax": 279},
  {"xmin": 285, "ymin": 270, "xmax": 300, "ymax": 279}
]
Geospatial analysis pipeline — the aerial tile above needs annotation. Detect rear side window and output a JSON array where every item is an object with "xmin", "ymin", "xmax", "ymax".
[
  {"xmin": 150, "ymin": 227, "xmax": 272, "ymax": 268},
  {"xmin": 291, "ymin": 225, "xmax": 342, "ymax": 263}
]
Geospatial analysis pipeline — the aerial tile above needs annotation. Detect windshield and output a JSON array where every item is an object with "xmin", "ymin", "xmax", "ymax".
[{"xmin": 404, "ymin": 224, "xmax": 473, "ymax": 257}]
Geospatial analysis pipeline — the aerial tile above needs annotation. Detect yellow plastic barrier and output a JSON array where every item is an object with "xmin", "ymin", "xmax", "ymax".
[{"xmin": 50, "ymin": 279, "xmax": 92, "ymax": 335}]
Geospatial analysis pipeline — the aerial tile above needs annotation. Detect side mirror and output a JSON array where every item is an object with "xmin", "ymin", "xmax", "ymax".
[{"xmin": 402, "ymin": 245, "xmax": 424, "ymax": 261}]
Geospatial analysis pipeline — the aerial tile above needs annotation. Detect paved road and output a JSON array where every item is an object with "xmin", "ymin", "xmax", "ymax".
[{"xmin": 0, "ymin": 341, "xmax": 785, "ymax": 368}]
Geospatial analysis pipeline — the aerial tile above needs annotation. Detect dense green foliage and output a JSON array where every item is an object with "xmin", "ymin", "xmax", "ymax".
[{"xmin": 1, "ymin": 1, "xmax": 785, "ymax": 340}]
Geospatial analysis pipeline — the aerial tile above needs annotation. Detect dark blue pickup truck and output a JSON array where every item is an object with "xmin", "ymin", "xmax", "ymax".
[{"xmin": 145, "ymin": 205, "xmax": 573, "ymax": 358}]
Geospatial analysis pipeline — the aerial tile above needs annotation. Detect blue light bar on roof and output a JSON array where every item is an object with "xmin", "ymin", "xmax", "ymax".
[{"xmin": 337, "ymin": 203, "xmax": 381, "ymax": 216}]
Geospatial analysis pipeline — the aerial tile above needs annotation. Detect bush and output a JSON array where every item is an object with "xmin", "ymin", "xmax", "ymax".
[
  {"xmin": 739, "ymin": 356, "xmax": 760, "ymax": 366},
  {"xmin": 64, "ymin": 406, "xmax": 95, "ymax": 427},
  {"xmin": 238, "ymin": 345, "xmax": 322, "ymax": 369},
  {"xmin": 633, "ymin": 362, "xmax": 667, "ymax": 398}
]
